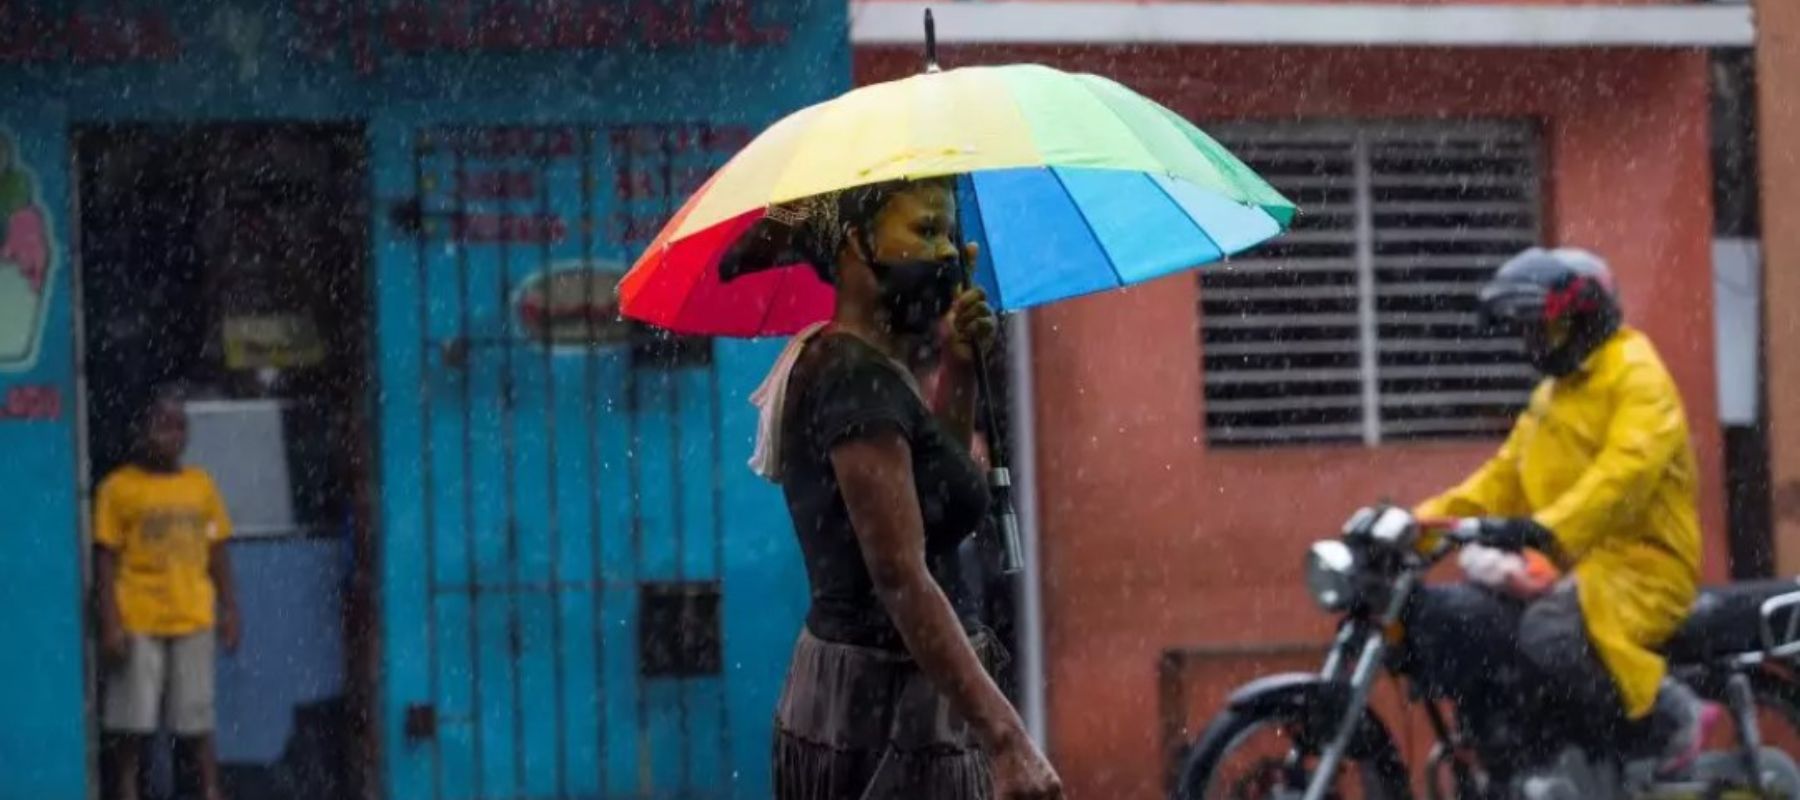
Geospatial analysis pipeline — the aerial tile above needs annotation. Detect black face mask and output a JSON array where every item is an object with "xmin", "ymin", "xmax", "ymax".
[
  {"xmin": 850, "ymin": 231, "xmax": 962, "ymax": 336},
  {"xmin": 870, "ymin": 256, "xmax": 960, "ymax": 336}
]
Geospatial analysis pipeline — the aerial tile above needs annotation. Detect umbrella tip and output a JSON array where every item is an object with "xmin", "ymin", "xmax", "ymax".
[{"xmin": 923, "ymin": 9, "xmax": 940, "ymax": 73}]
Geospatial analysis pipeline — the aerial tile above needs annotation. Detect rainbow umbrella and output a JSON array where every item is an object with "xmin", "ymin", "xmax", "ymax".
[{"xmin": 619, "ymin": 62, "xmax": 1295, "ymax": 337}]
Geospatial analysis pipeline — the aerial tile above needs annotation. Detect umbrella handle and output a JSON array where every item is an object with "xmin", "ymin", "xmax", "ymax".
[
  {"xmin": 969, "ymin": 337, "xmax": 1025, "ymax": 576},
  {"xmin": 951, "ymin": 178, "xmax": 1019, "ymax": 574},
  {"xmin": 955, "ymin": 233, "xmax": 1004, "ymax": 469}
]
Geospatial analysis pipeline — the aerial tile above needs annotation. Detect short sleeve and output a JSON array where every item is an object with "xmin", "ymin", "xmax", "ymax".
[
  {"xmin": 806, "ymin": 348, "xmax": 920, "ymax": 453},
  {"xmin": 201, "ymin": 472, "xmax": 233, "ymax": 542},
  {"xmin": 94, "ymin": 476, "xmax": 125, "ymax": 550}
]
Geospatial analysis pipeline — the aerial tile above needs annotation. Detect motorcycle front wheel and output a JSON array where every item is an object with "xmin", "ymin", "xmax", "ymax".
[
  {"xmin": 1696, "ymin": 672, "xmax": 1800, "ymax": 799},
  {"xmin": 1172, "ymin": 706, "xmax": 1406, "ymax": 800}
]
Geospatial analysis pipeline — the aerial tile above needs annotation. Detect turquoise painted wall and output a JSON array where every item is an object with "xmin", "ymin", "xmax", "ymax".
[
  {"xmin": 0, "ymin": 3, "xmax": 843, "ymax": 797},
  {"xmin": 0, "ymin": 101, "xmax": 84, "ymax": 800}
]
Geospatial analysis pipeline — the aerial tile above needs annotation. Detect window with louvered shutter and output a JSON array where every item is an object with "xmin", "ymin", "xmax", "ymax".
[{"xmin": 1200, "ymin": 121, "xmax": 1542, "ymax": 447}]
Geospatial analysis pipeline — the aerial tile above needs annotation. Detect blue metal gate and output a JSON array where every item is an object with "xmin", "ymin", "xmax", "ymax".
[{"xmin": 374, "ymin": 121, "xmax": 806, "ymax": 800}]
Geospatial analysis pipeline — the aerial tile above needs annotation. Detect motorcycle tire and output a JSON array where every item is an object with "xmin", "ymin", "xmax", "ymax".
[
  {"xmin": 1171, "ymin": 705, "xmax": 1408, "ymax": 800},
  {"xmin": 1700, "ymin": 672, "xmax": 1800, "ymax": 799}
]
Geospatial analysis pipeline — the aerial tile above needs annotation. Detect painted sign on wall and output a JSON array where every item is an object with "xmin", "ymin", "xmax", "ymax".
[
  {"xmin": 0, "ymin": 0, "xmax": 792, "ymax": 70},
  {"xmin": 0, "ymin": 128, "xmax": 57, "ymax": 374},
  {"xmin": 510, "ymin": 261, "xmax": 634, "ymax": 347},
  {"xmin": 0, "ymin": 125, "xmax": 66, "ymax": 427},
  {"xmin": 0, "ymin": 126, "xmax": 64, "ymax": 422}
]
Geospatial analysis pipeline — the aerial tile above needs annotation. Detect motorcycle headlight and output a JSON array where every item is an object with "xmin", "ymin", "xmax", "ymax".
[{"xmin": 1305, "ymin": 540, "xmax": 1358, "ymax": 611}]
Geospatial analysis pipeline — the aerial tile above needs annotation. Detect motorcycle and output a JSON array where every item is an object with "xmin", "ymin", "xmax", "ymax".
[{"xmin": 1171, "ymin": 505, "xmax": 1800, "ymax": 800}]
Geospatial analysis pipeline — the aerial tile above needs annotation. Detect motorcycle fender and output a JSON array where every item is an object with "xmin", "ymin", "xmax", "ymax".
[
  {"xmin": 1226, "ymin": 673, "xmax": 1351, "ymax": 716},
  {"xmin": 1225, "ymin": 673, "xmax": 1401, "ymax": 763}
]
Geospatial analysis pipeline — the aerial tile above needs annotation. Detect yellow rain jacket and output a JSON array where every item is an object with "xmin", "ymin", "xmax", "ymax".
[{"xmin": 1416, "ymin": 326, "xmax": 1701, "ymax": 719}]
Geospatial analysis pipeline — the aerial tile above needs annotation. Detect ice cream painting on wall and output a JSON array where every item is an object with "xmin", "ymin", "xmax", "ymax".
[{"xmin": 0, "ymin": 129, "xmax": 55, "ymax": 372}]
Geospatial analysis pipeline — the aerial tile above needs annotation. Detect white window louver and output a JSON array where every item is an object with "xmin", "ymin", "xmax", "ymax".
[{"xmin": 1201, "ymin": 121, "xmax": 1543, "ymax": 446}]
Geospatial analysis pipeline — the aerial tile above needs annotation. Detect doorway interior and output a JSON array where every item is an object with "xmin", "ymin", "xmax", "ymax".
[{"xmin": 74, "ymin": 122, "xmax": 372, "ymax": 800}]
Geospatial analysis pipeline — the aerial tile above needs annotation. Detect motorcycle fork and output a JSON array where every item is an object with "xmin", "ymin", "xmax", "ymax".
[
  {"xmin": 1281, "ymin": 624, "xmax": 1364, "ymax": 793},
  {"xmin": 1300, "ymin": 572, "xmax": 1420, "ymax": 800},
  {"xmin": 1725, "ymin": 668, "xmax": 1766, "ymax": 795}
]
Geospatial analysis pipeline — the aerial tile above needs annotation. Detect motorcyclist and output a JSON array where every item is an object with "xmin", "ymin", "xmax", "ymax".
[{"xmin": 1411, "ymin": 247, "xmax": 1709, "ymax": 781}]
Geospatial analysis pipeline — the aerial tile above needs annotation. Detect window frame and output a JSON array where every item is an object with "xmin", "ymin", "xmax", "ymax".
[{"xmin": 1199, "ymin": 118, "xmax": 1546, "ymax": 447}]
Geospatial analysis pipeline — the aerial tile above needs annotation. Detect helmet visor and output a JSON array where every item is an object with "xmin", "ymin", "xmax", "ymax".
[{"xmin": 1477, "ymin": 282, "xmax": 1546, "ymax": 331}]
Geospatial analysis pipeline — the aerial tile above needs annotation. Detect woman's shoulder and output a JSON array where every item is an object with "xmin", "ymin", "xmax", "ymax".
[
  {"xmin": 796, "ymin": 331, "xmax": 897, "ymax": 385},
  {"xmin": 808, "ymin": 329, "xmax": 882, "ymax": 362},
  {"xmin": 790, "ymin": 332, "xmax": 922, "ymax": 426}
]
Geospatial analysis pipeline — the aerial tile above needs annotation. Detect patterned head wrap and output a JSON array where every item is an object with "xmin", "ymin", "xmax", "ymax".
[{"xmin": 721, "ymin": 178, "xmax": 952, "ymax": 285}]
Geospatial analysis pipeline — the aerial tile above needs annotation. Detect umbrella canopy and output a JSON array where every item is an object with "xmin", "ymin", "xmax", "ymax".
[{"xmin": 619, "ymin": 62, "xmax": 1295, "ymax": 337}]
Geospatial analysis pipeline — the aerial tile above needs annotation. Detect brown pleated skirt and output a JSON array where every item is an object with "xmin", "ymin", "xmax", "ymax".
[{"xmin": 772, "ymin": 627, "xmax": 1007, "ymax": 800}]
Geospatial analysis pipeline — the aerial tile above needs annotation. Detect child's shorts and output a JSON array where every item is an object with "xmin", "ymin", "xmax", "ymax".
[{"xmin": 103, "ymin": 630, "xmax": 215, "ymax": 736}]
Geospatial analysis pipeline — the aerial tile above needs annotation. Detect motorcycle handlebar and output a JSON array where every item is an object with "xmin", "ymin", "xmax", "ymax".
[{"xmin": 1415, "ymin": 517, "xmax": 1484, "ymax": 549}]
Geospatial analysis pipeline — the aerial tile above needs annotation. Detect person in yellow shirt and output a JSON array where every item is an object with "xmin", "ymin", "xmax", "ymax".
[
  {"xmin": 1411, "ymin": 247, "xmax": 1707, "ymax": 785},
  {"xmin": 95, "ymin": 387, "xmax": 240, "ymax": 800}
]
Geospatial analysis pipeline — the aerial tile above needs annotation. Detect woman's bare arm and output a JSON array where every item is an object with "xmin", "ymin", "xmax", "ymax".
[{"xmin": 831, "ymin": 431, "xmax": 1027, "ymax": 752}]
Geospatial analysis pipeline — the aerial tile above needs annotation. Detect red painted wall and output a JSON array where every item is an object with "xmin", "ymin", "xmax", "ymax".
[
  {"xmin": 858, "ymin": 45, "xmax": 1723, "ymax": 800},
  {"xmin": 1756, "ymin": 0, "xmax": 1800, "ymax": 575}
]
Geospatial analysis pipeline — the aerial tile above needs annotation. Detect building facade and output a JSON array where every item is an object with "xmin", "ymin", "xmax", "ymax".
[
  {"xmin": 857, "ymin": 2, "xmax": 1754, "ymax": 798},
  {"xmin": 0, "ymin": 3, "xmax": 844, "ymax": 799},
  {"xmin": 0, "ymin": 1, "xmax": 1772, "ymax": 798}
]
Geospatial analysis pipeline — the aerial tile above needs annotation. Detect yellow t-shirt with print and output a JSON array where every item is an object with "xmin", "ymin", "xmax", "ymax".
[{"xmin": 94, "ymin": 465, "xmax": 233, "ymax": 636}]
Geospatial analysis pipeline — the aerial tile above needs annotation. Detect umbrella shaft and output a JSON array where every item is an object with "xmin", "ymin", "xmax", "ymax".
[
  {"xmin": 971, "ymin": 339, "xmax": 1008, "ymax": 470},
  {"xmin": 969, "ymin": 339, "xmax": 1023, "ymax": 575}
]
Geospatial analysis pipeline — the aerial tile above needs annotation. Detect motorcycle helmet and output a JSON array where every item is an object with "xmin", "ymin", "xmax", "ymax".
[{"xmin": 1477, "ymin": 247, "xmax": 1622, "ymax": 377}]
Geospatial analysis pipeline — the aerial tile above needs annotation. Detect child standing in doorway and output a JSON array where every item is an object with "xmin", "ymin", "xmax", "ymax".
[{"xmin": 95, "ymin": 386, "xmax": 241, "ymax": 800}]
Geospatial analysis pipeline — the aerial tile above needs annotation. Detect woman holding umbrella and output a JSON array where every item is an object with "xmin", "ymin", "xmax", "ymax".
[
  {"xmin": 747, "ymin": 178, "xmax": 1062, "ymax": 799},
  {"xmin": 618, "ymin": 30, "xmax": 1294, "ymax": 798}
]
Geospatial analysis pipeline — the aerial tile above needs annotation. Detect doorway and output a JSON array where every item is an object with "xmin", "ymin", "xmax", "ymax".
[{"xmin": 74, "ymin": 123, "xmax": 371, "ymax": 800}]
